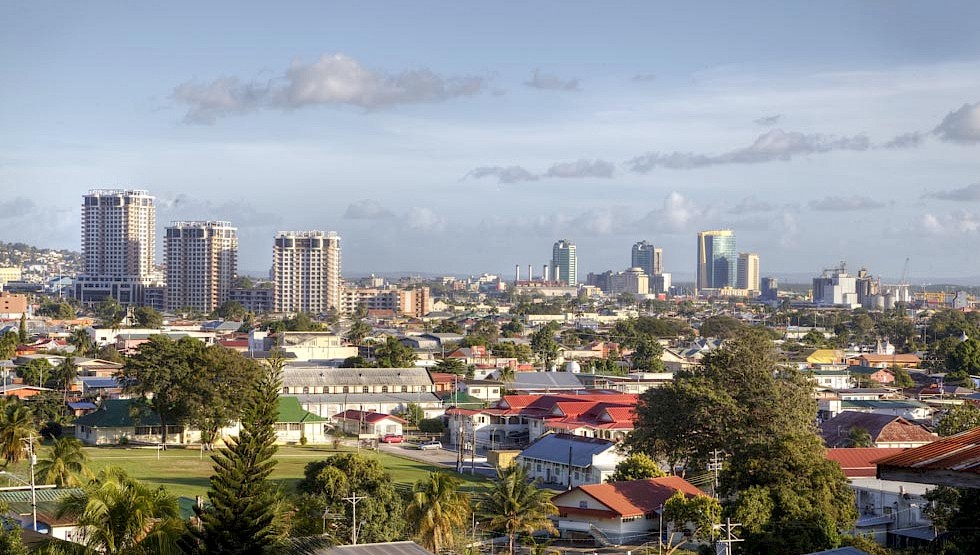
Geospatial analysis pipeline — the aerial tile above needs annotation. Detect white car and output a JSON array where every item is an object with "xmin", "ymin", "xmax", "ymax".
[{"xmin": 419, "ymin": 440, "xmax": 442, "ymax": 450}]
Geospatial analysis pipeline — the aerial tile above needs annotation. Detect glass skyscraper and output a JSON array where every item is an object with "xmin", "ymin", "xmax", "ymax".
[
  {"xmin": 696, "ymin": 230, "xmax": 737, "ymax": 293},
  {"xmin": 551, "ymin": 239, "xmax": 577, "ymax": 285}
]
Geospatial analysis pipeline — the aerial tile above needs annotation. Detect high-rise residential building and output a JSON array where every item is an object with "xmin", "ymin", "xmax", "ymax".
[
  {"xmin": 551, "ymin": 239, "xmax": 577, "ymax": 286},
  {"xmin": 696, "ymin": 229, "xmax": 737, "ymax": 294},
  {"xmin": 631, "ymin": 240, "xmax": 663, "ymax": 277},
  {"xmin": 761, "ymin": 277, "xmax": 779, "ymax": 302},
  {"xmin": 74, "ymin": 189, "xmax": 156, "ymax": 305},
  {"xmin": 273, "ymin": 231, "xmax": 341, "ymax": 314},
  {"xmin": 164, "ymin": 221, "xmax": 238, "ymax": 312},
  {"xmin": 736, "ymin": 252, "xmax": 760, "ymax": 292}
]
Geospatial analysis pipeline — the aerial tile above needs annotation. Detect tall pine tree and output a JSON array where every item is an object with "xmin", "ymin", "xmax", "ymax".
[
  {"xmin": 188, "ymin": 353, "xmax": 284, "ymax": 553},
  {"xmin": 18, "ymin": 314, "xmax": 26, "ymax": 344}
]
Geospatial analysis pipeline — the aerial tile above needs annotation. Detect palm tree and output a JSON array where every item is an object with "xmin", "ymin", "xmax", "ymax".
[
  {"xmin": 497, "ymin": 366, "xmax": 516, "ymax": 393},
  {"xmin": 69, "ymin": 328, "xmax": 93, "ymax": 357},
  {"xmin": 406, "ymin": 472, "xmax": 471, "ymax": 553},
  {"xmin": 55, "ymin": 355, "xmax": 79, "ymax": 412},
  {"xmin": 0, "ymin": 399, "xmax": 35, "ymax": 466},
  {"xmin": 478, "ymin": 464, "xmax": 557, "ymax": 555},
  {"xmin": 56, "ymin": 466, "xmax": 182, "ymax": 555},
  {"xmin": 36, "ymin": 437, "xmax": 92, "ymax": 487}
]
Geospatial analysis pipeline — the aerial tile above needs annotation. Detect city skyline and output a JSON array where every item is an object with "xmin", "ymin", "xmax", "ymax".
[{"xmin": 3, "ymin": 3, "xmax": 980, "ymax": 279}]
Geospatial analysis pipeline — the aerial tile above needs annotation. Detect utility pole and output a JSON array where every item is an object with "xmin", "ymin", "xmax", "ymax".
[
  {"xmin": 457, "ymin": 418, "xmax": 464, "ymax": 473},
  {"xmin": 470, "ymin": 416, "xmax": 476, "ymax": 475},
  {"xmin": 343, "ymin": 492, "xmax": 367, "ymax": 545},
  {"xmin": 707, "ymin": 449, "xmax": 723, "ymax": 498},
  {"xmin": 714, "ymin": 518, "xmax": 743, "ymax": 555},
  {"xmin": 24, "ymin": 433, "xmax": 37, "ymax": 532}
]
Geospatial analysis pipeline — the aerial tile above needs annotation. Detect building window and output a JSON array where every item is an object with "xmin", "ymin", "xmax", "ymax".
[
  {"xmin": 579, "ymin": 501, "xmax": 588, "ymax": 509},
  {"xmin": 302, "ymin": 387, "xmax": 309, "ymax": 394},
  {"xmin": 342, "ymin": 386, "xmax": 349, "ymax": 393},
  {"xmin": 362, "ymin": 386, "xmax": 369, "ymax": 393},
  {"xmin": 282, "ymin": 387, "xmax": 289, "ymax": 394},
  {"xmin": 381, "ymin": 386, "xmax": 388, "ymax": 393},
  {"xmin": 401, "ymin": 386, "xmax": 408, "ymax": 393}
]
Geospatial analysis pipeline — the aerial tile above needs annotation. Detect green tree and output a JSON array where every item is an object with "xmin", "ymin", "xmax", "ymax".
[
  {"xmin": 117, "ymin": 336, "xmax": 204, "ymax": 445},
  {"xmin": 18, "ymin": 314, "xmax": 27, "ymax": 343},
  {"xmin": 0, "ymin": 502, "xmax": 28, "ymax": 554},
  {"xmin": 630, "ymin": 337, "xmax": 665, "ymax": 372},
  {"xmin": 132, "ymin": 306, "xmax": 163, "ymax": 328},
  {"xmin": 628, "ymin": 329, "xmax": 856, "ymax": 554},
  {"xmin": 801, "ymin": 329, "xmax": 826, "ymax": 346},
  {"xmin": 433, "ymin": 320, "xmax": 462, "ymax": 334},
  {"xmin": 501, "ymin": 318, "xmax": 524, "ymax": 338},
  {"xmin": 890, "ymin": 365, "xmax": 915, "ymax": 389},
  {"xmin": 0, "ymin": 398, "xmax": 36, "ymax": 465},
  {"xmin": 69, "ymin": 328, "xmax": 94, "ymax": 357},
  {"xmin": 36, "ymin": 437, "xmax": 92, "ymax": 487},
  {"xmin": 661, "ymin": 491, "xmax": 721, "ymax": 555},
  {"xmin": 18, "ymin": 358, "xmax": 52, "ymax": 388},
  {"xmin": 478, "ymin": 463, "xmax": 557, "ymax": 555},
  {"xmin": 699, "ymin": 315, "xmax": 746, "ymax": 339},
  {"xmin": 608, "ymin": 452, "xmax": 665, "ymax": 482},
  {"xmin": 373, "ymin": 336, "xmax": 417, "ymax": 368},
  {"xmin": 188, "ymin": 354, "xmax": 284, "ymax": 553},
  {"xmin": 212, "ymin": 300, "xmax": 247, "ymax": 321},
  {"xmin": 56, "ymin": 466, "xmax": 182, "ymax": 554},
  {"xmin": 187, "ymin": 345, "xmax": 264, "ymax": 449},
  {"xmin": 95, "ymin": 298, "xmax": 126, "ymax": 329},
  {"xmin": 923, "ymin": 486, "xmax": 980, "ymax": 553},
  {"xmin": 497, "ymin": 365, "xmax": 516, "ymax": 391},
  {"xmin": 434, "ymin": 357, "xmax": 466, "ymax": 375},
  {"xmin": 0, "ymin": 331, "xmax": 18, "ymax": 360},
  {"xmin": 403, "ymin": 403, "xmax": 425, "ymax": 427},
  {"xmin": 936, "ymin": 404, "xmax": 980, "ymax": 436},
  {"xmin": 947, "ymin": 338, "xmax": 980, "ymax": 384},
  {"xmin": 847, "ymin": 427, "xmax": 874, "ymax": 447},
  {"xmin": 345, "ymin": 319, "xmax": 372, "ymax": 346},
  {"xmin": 530, "ymin": 323, "xmax": 560, "ymax": 370},
  {"xmin": 406, "ymin": 472, "xmax": 471, "ymax": 553},
  {"xmin": 296, "ymin": 453, "xmax": 406, "ymax": 544},
  {"xmin": 54, "ymin": 355, "xmax": 79, "ymax": 412},
  {"xmin": 340, "ymin": 355, "xmax": 372, "ymax": 368}
]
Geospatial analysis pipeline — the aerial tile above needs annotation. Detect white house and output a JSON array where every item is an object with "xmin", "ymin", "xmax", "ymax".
[
  {"xmin": 332, "ymin": 409, "xmax": 407, "ymax": 437},
  {"xmin": 516, "ymin": 433, "xmax": 623, "ymax": 488},
  {"xmin": 550, "ymin": 476, "xmax": 705, "ymax": 545}
]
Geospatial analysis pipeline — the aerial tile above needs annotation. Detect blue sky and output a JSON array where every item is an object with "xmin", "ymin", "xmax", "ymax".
[{"xmin": 2, "ymin": 1, "xmax": 980, "ymax": 281}]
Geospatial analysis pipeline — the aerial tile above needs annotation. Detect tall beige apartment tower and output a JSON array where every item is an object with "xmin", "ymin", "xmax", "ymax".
[
  {"xmin": 74, "ymin": 189, "xmax": 156, "ymax": 305},
  {"xmin": 273, "ymin": 231, "xmax": 341, "ymax": 314},
  {"xmin": 737, "ymin": 252, "xmax": 760, "ymax": 292},
  {"xmin": 164, "ymin": 221, "xmax": 238, "ymax": 312}
]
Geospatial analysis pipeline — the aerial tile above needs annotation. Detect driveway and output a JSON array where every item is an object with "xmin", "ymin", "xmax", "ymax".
[{"xmin": 379, "ymin": 442, "xmax": 497, "ymax": 477}]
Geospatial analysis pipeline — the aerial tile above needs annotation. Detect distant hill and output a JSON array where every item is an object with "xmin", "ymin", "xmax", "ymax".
[{"xmin": 0, "ymin": 241, "xmax": 83, "ymax": 268}]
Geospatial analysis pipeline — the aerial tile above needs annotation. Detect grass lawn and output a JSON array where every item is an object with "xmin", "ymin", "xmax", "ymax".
[{"xmin": 5, "ymin": 444, "xmax": 488, "ymax": 500}]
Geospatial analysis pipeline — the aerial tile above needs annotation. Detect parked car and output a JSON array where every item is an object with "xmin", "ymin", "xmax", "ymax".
[
  {"xmin": 381, "ymin": 434, "xmax": 404, "ymax": 444},
  {"xmin": 419, "ymin": 440, "xmax": 443, "ymax": 450}
]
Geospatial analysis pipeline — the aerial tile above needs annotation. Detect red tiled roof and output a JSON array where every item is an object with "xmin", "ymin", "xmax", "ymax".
[
  {"xmin": 555, "ymin": 476, "xmax": 703, "ymax": 518},
  {"xmin": 854, "ymin": 354, "xmax": 921, "ymax": 363},
  {"xmin": 876, "ymin": 427, "xmax": 980, "ymax": 476},
  {"xmin": 826, "ymin": 447, "xmax": 908, "ymax": 478}
]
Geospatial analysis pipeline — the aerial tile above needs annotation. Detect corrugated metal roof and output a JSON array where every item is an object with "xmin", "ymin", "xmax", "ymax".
[
  {"xmin": 876, "ymin": 427, "xmax": 980, "ymax": 474},
  {"xmin": 826, "ymin": 448, "xmax": 908, "ymax": 478},
  {"xmin": 315, "ymin": 541, "xmax": 434, "ymax": 555},
  {"xmin": 554, "ymin": 476, "xmax": 702, "ymax": 518},
  {"xmin": 282, "ymin": 367, "xmax": 432, "ymax": 387},
  {"xmin": 517, "ymin": 433, "xmax": 616, "ymax": 467}
]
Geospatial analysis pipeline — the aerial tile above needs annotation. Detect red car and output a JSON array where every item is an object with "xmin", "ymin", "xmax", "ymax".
[{"xmin": 381, "ymin": 434, "xmax": 405, "ymax": 444}]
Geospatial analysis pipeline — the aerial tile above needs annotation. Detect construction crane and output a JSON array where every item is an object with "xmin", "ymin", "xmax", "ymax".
[{"xmin": 899, "ymin": 257, "xmax": 911, "ymax": 287}]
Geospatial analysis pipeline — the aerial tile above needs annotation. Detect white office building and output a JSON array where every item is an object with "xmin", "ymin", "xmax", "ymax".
[
  {"xmin": 164, "ymin": 221, "xmax": 238, "ymax": 312},
  {"xmin": 273, "ymin": 231, "xmax": 341, "ymax": 314}
]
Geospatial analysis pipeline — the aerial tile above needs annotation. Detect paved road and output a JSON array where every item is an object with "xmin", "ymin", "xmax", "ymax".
[{"xmin": 379, "ymin": 442, "xmax": 497, "ymax": 477}]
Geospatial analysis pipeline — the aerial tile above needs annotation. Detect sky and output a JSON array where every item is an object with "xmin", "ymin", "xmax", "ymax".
[{"xmin": 2, "ymin": 1, "xmax": 980, "ymax": 282}]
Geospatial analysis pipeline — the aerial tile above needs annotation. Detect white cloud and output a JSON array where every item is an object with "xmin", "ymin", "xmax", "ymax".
[
  {"xmin": 343, "ymin": 199, "xmax": 395, "ymax": 219},
  {"xmin": 627, "ymin": 129, "xmax": 870, "ymax": 172},
  {"xmin": 544, "ymin": 159, "xmax": 615, "ymax": 179},
  {"xmin": 730, "ymin": 195, "xmax": 777, "ymax": 214},
  {"xmin": 465, "ymin": 165, "xmax": 539, "ymax": 184},
  {"xmin": 637, "ymin": 192, "xmax": 710, "ymax": 233},
  {"xmin": 933, "ymin": 101, "xmax": 980, "ymax": 143},
  {"xmin": 754, "ymin": 114, "xmax": 782, "ymax": 126},
  {"xmin": 920, "ymin": 210, "xmax": 980, "ymax": 235},
  {"xmin": 883, "ymin": 131, "xmax": 926, "ymax": 149},
  {"xmin": 632, "ymin": 73, "xmax": 657, "ymax": 83},
  {"xmin": 524, "ymin": 69, "xmax": 580, "ymax": 91},
  {"xmin": 172, "ymin": 53, "xmax": 488, "ymax": 124},
  {"xmin": 923, "ymin": 182, "xmax": 980, "ymax": 201},
  {"xmin": 405, "ymin": 206, "xmax": 445, "ymax": 231},
  {"xmin": 808, "ymin": 195, "xmax": 886, "ymax": 211}
]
